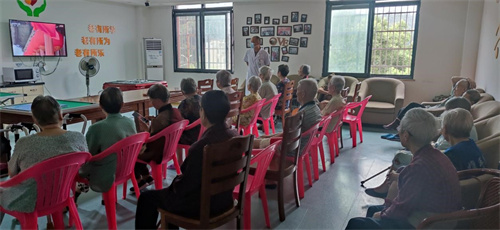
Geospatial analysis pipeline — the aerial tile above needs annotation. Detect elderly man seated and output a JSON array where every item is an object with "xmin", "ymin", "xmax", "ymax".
[
  {"xmin": 254, "ymin": 78, "xmax": 321, "ymax": 164},
  {"xmin": 346, "ymin": 108, "xmax": 462, "ymax": 229}
]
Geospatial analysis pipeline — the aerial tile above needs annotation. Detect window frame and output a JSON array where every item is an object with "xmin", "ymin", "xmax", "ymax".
[
  {"xmin": 322, "ymin": 0, "xmax": 421, "ymax": 79},
  {"xmin": 172, "ymin": 5, "xmax": 234, "ymax": 73}
]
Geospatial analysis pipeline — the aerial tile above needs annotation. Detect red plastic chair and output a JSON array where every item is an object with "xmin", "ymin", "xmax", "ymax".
[
  {"xmin": 137, "ymin": 120, "xmax": 189, "ymax": 190},
  {"xmin": 342, "ymin": 95, "xmax": 372, "ymax": 147},
  {"xmin": 256, "ymin": 93, "xmax": 282, "ymax": 136},
  {"xmin": 75, "ymin": 132, "xmax": 149, "ymax": 230},
  {"xmin": 233, "ymin": 140, "xmax": 281, "ymax": 229},
  {"xmin": 324, "ymin": 108, "xmax": 345, "ymax": 163},
  {"xmin": 0, "ymin": 152, "xmax": 91, "ymax": 230},
  {"xmin": 292, "ymin": 122, "xmax": 320, "ymax": 199},
  {"xmin": 170, "ymin": 119, "xmax": 206, "ymax": 178},
  {"xmin": 309, "ymin": 114, "xmax": 333, "ymax": 181},
  {"xmin": 237, "ymin": 100, "xmax": 265, "ymax": 137}
]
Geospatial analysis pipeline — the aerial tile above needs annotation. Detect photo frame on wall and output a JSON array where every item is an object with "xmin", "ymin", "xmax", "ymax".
[
  {"xmin": 293, "ymin": 24, "xmax": 303, "ymax": 33},
  {"xmin": 260, "ymin": 26, "xmax": 275, "ymax": 36},
  {"xmin": 289, "ymin": 46, "xmax": 299, "ymax": 55},
  {"xmin": 247, "ymin": 17, "xmax": 252, "ymax": 25},
  {"xmin": 281, "ymin": 56, "xmax": 289, "ymax": 62},
  {"xmin": 260, "ymin": 38, "xmax": 263, "ymax": 45},
  {"xmin": 246, "ymin": 38, "xmax": 251, "ymax": 48},
  {"xmin": 272, "ymin": 18, "xmax": 280, "ymax": 25},
  {"xmin": 300, "ymin": 37, "xmax": 308, "ymax": 48},
  {"xmin": 264, "ymin": 16, "xmax": 270, "ymax": 24},
  {"xmin": 291, "ymin": 12, "xmax": 299, "ymax": 22},
  {"xmin": 242, "ymin": 26, "xmax": 249, "ymax": 36},
  {"xmin": 271, "ymin": 46, "xmax": 280, "ymax": 62},
  {"xmin": 282, "ymin": 16, "xmax": 288, "ymax": 24},
  {"xmin": 264, "ymin": 47, "xmax": 270, "ymax": 53},
  {"xmin": 301, "ymin": 14, "xmax": 307, "ymax": 23},
  {"xmin": 304, "ymin": 24, "xmax": 312, "ymax": 34},
  {"xmin": 277, "ymin": 26, "xmax": 292, "ymax": 36},
  {"xmin": 289, "ymin": 37, "xmax": 299, "ymax": 46},
  {"xmin": 250, "ymin": 26, "xmax": 259, "ymax": 34},
  {"xmin": 255, "ymin": 14, "xmax": 262, "ymax": 24},
  {"xmin": 281, "ymin": 46, "xmax": 288, "ymax": 54}
]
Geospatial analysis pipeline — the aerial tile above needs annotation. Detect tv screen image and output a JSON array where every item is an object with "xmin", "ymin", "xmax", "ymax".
[{"xmin": 9, "ymin": 19, "xmax": 67, "ymax": 57}]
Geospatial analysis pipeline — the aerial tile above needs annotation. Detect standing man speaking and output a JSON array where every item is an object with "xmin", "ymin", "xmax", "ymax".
[{"xmin": 244, "ymin": 36, "xmax": 270, "ymax": 95}]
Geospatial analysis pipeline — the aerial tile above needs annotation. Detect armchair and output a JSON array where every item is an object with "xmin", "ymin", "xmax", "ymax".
[{"xmin": 358, "ymin": 77, "xmax": 405, "ymax": 125}]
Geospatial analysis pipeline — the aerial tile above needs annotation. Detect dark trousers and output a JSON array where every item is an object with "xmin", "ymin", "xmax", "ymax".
[
  {"xmin": 135, "ymin": 189, "xmax": 178, "ymax": 229},
  {"xmin": 345, "ymin": 205, "xmax": 414, "ymax": 229},
  {"xmin": 397, "ymin": 102, "xmax": 425, "ymax": 120},
  {"xmin": 134, "ymin": 163, "xmax": 150, "ymax": 179}
]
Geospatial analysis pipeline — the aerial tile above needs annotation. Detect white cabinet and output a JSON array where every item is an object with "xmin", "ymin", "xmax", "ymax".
[{"xmin": 0, "ymin": 84, "xmax": 45, "ymax": 104}]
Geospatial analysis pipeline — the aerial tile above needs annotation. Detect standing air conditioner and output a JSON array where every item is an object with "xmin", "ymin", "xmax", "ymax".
[{"xmin": 143, "ymin": 38, "xmax": 164, "ymax": 80}]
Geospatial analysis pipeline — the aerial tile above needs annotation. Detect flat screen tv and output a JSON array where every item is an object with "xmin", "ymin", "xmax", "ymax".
[{"xmin": 9, "ymin": 19, "xmax": 67, "ymax": 57}]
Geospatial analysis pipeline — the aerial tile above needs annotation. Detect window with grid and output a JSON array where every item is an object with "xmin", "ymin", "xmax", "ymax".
[
  {"xmin": 324, "ymin": 0, "xmax": 420, "ymax": 78},
  {"xmin": 173, "ymin": 3, "xmax": 233, "ymax": 73}
]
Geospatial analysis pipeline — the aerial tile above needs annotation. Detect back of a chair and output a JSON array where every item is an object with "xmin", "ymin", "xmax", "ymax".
[
  {"xmin": 184, "ymin": 119, "xmax": 205, "ymax": 140},
  {"xmin": 475, "ymin": 115, "xmax": 500, "ymax": 140},
  {"xmin": 198, "ymin": 79, "xmax": 214, "ymax": 95},
  {"xmin": 271, "ymin": 75, "xmax": 280, "ymax": 85},
  {"xmin": 300, "ymin": 122, "xmax": 320, "ymax": 157},
  {"xmin": 280, "ymin": 112, "xmax": 304, "ymax": 174},
  {"xmin": 231, "ymin": 78, "xmax": 239, "ymax": 92},
  {"xmin": 200, "ymin": 135, "xmax": 254, "ymax": 226},
  {"xmin": 148, "ymin": 120, "xmax": 189, "ymax": 165},
  {"xmin": 287, "ymin": 75, "xmax": 301, "ymax": 89},
  {"xmin": 477, "ymin": 135, "xmax": 500, "ymax": 169},
  {"xmin": 248, "ymin": 141, "xmax": 281, "ymax": 192},
  {"xmin": 227, "ymin": 91, "xmax": 243, "ymax": 129},
  {"xmin": 0, "ymin": 152, "xmax": 91, "ymax": 215},
  {"xmin": 240, "ymin": 99, "xmax": 266, "ymax": 128},
  {"xmin": 466, "ymin": 177, "xmax": 499, "ymax": 229},
  {"xmin": 266, "ymin": 93, "xmax": 282, "ymax": 119},
  {"xmin": 92, "ymin": 132, "xmax": 150, "ymax": 183},
  {"xmin": 471, "ymin": 101, "xmax": 500, "ymax": 123},
  {"xmin": 329, "ymin": 108, "xmax": 345, "ymax": 133},
  {"xmin": 316, "ymin": 115, "xmax": 333, "ymax": 144},
  {"xmin": 352, "ymin": 82, "xmax": 362, "ymax": 102},
  {"xmin": 277, "ymin": 81, "xmax": 294, "ymax": 114},
  {"xmin": 359, "ymin": 78, "xmax": 402, "ymax": 103},
  {"xmin": 345, "ymin": 95, "xmax": 372, "ymax": 119}
]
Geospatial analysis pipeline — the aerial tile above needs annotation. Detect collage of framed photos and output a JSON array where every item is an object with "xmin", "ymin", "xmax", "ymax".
[{"xmin": 242, "ymin": 11, "xmax": 312, "ymax": 62}]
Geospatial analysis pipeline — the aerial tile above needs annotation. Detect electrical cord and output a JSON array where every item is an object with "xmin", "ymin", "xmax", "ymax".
[{"xmin": 40, "ymin": 57, "xmax": 61, "ymax": 76}]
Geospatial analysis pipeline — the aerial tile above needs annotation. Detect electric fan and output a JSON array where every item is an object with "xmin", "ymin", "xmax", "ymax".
[{"xmin": 78, "ymin": 56, "xmax": 100, "ymax": 97}]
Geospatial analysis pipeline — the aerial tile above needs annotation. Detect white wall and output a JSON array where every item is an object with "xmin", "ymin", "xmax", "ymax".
[
  {"xmin": 142, "ymin": 0, "xmax": 326, "ymax": 90},
  {"xmin": 460, "ymin": 0, "xmax": 484, "ymax": 78},
  {"xmin": 0, "ymin": 0, "xmax": 141, "ymax": 99},
  {"xmin": 475, "ymin": 0, "xmax": 500, "ymax": 99}
]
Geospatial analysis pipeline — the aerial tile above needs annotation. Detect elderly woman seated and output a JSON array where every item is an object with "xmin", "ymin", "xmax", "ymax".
[
  {"xmin": 441, "ymin": 108, "xmax": 485, "ymax": 171},
  {"xmin": 235, "ymin": 76, "xmax": 262, "ymax": 127},
  {"xmin": 319, "ymin": 75, "xmax": 346, "ymax": 133},
  {"xmin": 216, "ymin": 70, "xmax": 235, "ymax": 94},
  {"xmin": 346, "ymin": 108, "xmax": 462, "ymax": 229},
  {"xmin": 1, "ymin": 96, "xmax": 88, "ymax": 217}
]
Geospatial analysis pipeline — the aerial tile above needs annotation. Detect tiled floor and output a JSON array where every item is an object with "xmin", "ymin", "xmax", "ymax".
[{"xmin": 1, "ymin": 118, "xmax": 404, "ymax": 230}]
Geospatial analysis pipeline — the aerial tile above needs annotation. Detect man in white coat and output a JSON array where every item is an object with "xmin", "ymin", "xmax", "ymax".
[{"xmin": 244, "ymin": 36, "xmax": 270, "ymax": 95}]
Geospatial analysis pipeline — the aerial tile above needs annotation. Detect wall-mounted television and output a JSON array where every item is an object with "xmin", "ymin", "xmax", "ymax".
[{"xmin": 9, "ymin": 19, "xmax": 67, "ymax": 57}]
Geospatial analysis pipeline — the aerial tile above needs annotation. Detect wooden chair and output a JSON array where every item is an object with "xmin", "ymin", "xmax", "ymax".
[
  {"xmin": 275, "ymin": 81, "xmax": 294, "ymax": 128},
  {"xmin": 158, "ymin": 135, "xmax": 254, "ymax": 229},
  {"xmin": 417, "ymin": 177, "xmax": 499, "ymax": 229},
  {"xmin": 227, "ymin": 91, "xmax": 243, "ymax": 130},
  {"xmin": 263, "ymin": 112, "xmax": 304, "ymax": 222},
  {"xmin": 351, "ymin": 82, "xmax": 362, "ymax": 102},
  {"xmin": 231, "ymin": 78, "xmax": 239, "ymax": 92},
  {"xmin": 340, "ymin": 87, "xmax": 350, "ymax": 99},
  {"xmin": 198, "ymin": 79, "xmax": 214, "ymax": 95}
]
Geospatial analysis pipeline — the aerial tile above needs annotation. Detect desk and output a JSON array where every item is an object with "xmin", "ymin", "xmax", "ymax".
[
  {"xmin": 0, "ymin": 92, "xmax": 24, "ymax": 105},
  {"xmin": 0, "ymin": 89, "xmax": 185, "ymax": 127}
]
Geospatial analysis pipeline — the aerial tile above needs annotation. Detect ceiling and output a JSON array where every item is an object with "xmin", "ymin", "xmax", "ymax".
[{"xmin": 87, "ymin": 0, "xmax": 323, "ymax": 7}]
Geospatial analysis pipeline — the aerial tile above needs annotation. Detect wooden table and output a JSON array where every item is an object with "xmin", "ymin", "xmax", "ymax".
[{"xmin": 0, "ymin": 89, "xmax": 185, "ymax": 127}]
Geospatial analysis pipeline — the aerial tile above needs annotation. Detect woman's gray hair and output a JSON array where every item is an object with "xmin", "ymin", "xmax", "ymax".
[
  {"xmin": 259, "ymin": 66, "xmax": 272, "ymax": 81},
  {"xmin": 248, "ymin": 76, "xmax": 262, "ymax": 93},
  {"xmin": 298, "ymin": 78, "xmax": 318, "ymax": 102},
  {"xmin": 216, "ymin": 70, "xmax": 232, "ymax": 87},
  {"xmin": 398, "ymin": 108, "xmax": 439, "ymax": 145},
  {"xmin": 442, "ymin": 108, "xmax": 473, "ymax": 138},
  {"xmin": 31, "ymin": 95, "xmax": 61, "ymax": 126},
  {"xmin": 329, "ymin": 75, "xmax": 345, "ymax": 94}
]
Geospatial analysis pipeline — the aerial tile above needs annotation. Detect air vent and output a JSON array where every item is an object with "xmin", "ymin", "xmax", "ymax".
[{"xmin": 146, "ymin": 40, "xmax": 162, "ymax": 50}]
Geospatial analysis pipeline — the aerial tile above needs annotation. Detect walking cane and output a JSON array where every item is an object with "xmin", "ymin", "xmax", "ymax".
[{"xmin": 360, "ymin": 166, "xmax": 391, "ymax": 188}]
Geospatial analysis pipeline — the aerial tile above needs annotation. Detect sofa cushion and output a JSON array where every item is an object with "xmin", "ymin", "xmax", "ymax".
[
  {"xmin": 476, "ymin": 93, "xmax": 495, "ymax": 104},
  {"xmin": 364, "ymin": 101, "xmax": 396, "ymax": 114},
  {"xmin": 471, "ymin": 101, "xmax": 500, "ymax": 123}
]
